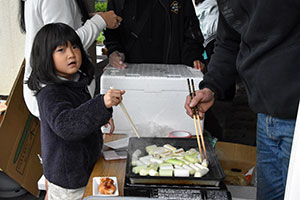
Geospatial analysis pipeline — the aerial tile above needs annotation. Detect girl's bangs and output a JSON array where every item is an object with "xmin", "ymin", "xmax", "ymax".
[{"xmin": 50, "ymin": 26, "xmax": 81, "ymax": 49}]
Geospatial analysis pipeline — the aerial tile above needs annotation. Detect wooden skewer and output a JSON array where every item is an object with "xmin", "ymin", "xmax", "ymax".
[
  {"xmin": 110, "ymin": 87, "xmax": 141, "ymax": 138},
  {"xmin": 191, "ymin": 79, "xmax": 207, "ymax": 160},
  {"xmin": 187, "ymin": 79, "xmax": 203, "ymax": 160}
]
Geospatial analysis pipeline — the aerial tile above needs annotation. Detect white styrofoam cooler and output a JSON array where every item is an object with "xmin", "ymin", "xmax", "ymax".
[{"xmin": 100, "ymin": 64, "xmax": 203, "ymax": 137}]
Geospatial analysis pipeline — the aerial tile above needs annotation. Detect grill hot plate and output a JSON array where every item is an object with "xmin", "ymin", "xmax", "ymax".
[{"xmin": 125, "ymin": 137, "xmax": 225, "ymax": 186}]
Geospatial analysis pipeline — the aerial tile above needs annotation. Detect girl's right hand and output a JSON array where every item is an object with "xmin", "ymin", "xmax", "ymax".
[
  {"xmin": 104, "ymin": 89, "xmax": 125, "ymax": 108},
  {"xmin": 97, "ymin": 11, "xmax": 122, "ymax": 29}
]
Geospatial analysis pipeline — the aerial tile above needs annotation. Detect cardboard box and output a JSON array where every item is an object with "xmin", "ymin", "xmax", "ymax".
[
  {"xmin": 215, "ymin": 141, "xmax": 256, "ymax": 176},
  {"xmin": 0, "ymin": 61, "xmax": 43, "ymax": 197},
  {"xmin": 100, "ymin": 64, "xmax": 203, "ymax": 136},
  {"xmin": 215, "ymin": 141, "xmax": 256, "ymax": 199}
]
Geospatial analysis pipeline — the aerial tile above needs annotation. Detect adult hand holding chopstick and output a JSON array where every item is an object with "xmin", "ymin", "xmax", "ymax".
[
  {"xmin": 184, "ymin": 88, "xmax": 215, "ymax": 120},
  {"xmin": 186, "ymin": 79, "xmax": 214, "ymax": 160}
]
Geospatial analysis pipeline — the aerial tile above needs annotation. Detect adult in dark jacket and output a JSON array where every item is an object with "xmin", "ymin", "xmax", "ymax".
[
  {"xmin": 185, "ymin": 1, "xmax": 300, "ymax": 199},
  {"xmin": 104, "ymin": 0, "xmax": 205, "ymax": 69}
]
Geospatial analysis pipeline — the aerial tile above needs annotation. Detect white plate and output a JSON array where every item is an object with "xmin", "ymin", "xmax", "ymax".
[{"xmin": 92, "ymin": 177, "xmax": 119, "ymax": 196}]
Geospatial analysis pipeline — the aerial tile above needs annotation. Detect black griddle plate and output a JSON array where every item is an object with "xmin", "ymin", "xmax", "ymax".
[{"xmin": 125, "ymin": 137, "xmax": 225, "ymax": 186}]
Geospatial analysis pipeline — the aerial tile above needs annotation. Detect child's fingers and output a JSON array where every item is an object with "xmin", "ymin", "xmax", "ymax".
[
  {"xmin": 105, "ymin": 96, "xmax": 120, "ymax": 107},
  {"xmin": 108, "ymin": 118, "xmax": 115, "ymax": 135},
  {"xmin": 104, "ymin": 89, "xmax": 126, "ymax": 107},
  {"xmin": 108, "ymin": 89, "xmax": 125, "ymax": 100}
]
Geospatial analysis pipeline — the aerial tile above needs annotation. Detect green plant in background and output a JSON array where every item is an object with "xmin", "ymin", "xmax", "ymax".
[
  {"xmin": 95, "ymin": 1, "xmax": 107, "ymax": 44},
  {"xmin": 96, "ymin": 32, "xmax": 105, "ymax": 44},
  {"xmin": 95, "ymin": 1, "xmax": 107, "ymax": 12}
]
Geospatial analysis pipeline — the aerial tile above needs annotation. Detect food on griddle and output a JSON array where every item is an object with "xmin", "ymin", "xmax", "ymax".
[
  {"xmin": 174, "ymin": 168, "xmax": 190, "ymax": 177},
  {"xmin": 98, "ymin": 177, "xmax": 116, "ymax": 195},
  {"xmin": 159, "ymin": 169, "xmax": 173, "ymax": 176},
  {"xmin": 131, "ymin": 144, "xmax": 209, "ymax": 177}
]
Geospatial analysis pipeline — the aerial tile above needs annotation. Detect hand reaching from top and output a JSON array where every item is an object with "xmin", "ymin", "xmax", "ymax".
[
  {"xmin": 109, "ymin": 51, "xmax": 127, "ymax": 68},
  {"xmin": 97, "ymin": 10, "xmax": 122, "ymax": 29}
]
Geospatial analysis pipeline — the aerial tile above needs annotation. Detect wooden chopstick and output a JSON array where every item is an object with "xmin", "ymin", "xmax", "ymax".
[
  {"xmin": 110, "ymin": 87, "xmax": 141, "ymax": 138},
  {"xmin": 187, "ymin": 79, "xmax": 203, "ymax": 160},
  {"xmin": 119, "ymin": 102, "xmax": 141, "ymax": 138},
  {"xmin": 191, "ymin": 79, "xmax": 207, "ymax": 160}
]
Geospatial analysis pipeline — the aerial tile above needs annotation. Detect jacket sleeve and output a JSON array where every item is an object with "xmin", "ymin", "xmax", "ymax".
[
  {"xmin": 200, "ymin": 12, "xmax": 240, "ymax": 99},
  {"xmin": 76, "ymin": 15, "xmax": 106, "ymax": 50},
  {"xmin": 40, "ymin": 0, "xmax": 106, "ymax": 50},
  {"xmin": 103, "ymin": 0, "xmax": 125, "ymax": 56},
  {"xmin": 38, "ymin": 89, "xmax": 112, "ymax": 141},
  {"xmin": 195, "ymin": 0, "xmax": 219, "ymax": 46},
  {"xmin": 181, "ymin": 0, "xmax": 205, "ymax": 66}
]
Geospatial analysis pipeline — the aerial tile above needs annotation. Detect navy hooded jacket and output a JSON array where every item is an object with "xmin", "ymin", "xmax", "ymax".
[{"xmin": 37, "ymin": 75, "xmax": 112, "ymax": 189}]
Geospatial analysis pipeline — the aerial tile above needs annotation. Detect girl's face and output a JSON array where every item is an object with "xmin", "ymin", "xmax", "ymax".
[{"xmin": 53, "ymin": 41, "xmax": 82, "ymax": 80}]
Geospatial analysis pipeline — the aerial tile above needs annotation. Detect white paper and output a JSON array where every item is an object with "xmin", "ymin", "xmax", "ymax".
[{"xmin": 103, "ymin": 137, "xmax": 129, "ymax": 150}]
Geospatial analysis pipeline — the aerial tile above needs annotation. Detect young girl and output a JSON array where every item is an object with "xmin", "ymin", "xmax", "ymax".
[
  {"xmin": 27, "ymin": 23, "xmax": 124, "ymax": 200},
  {"xmin": 19, "ymin": 0, "xmax": 122, "ymax": 118}
]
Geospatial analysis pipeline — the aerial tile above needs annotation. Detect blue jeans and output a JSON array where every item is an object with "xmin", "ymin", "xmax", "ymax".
[{"xmin": 256, "ymin": 113, "xmax": 295, "ymax": 200}]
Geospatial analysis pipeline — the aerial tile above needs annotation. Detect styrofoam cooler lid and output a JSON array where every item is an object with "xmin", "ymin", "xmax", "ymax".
[{"xmin": 101, "ymin": 64, "xmax": 203, "ymax": 92}]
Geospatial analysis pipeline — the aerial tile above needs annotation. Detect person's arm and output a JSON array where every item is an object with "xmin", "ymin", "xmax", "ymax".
[
  {"xmin": 38, "ymin": 88, "xmax": 123, "ymax": 141},
  {"xmin": 200, "ymin": 12, "xmax": 240, "ymax": 99},
  {"xmin": 181, "ymin": 0, "xmax": 205, "ymax": 67},
  {"xmin": 103, "ymin": 0, "xmax": 125, "ymax": 57},
  {"xmin": 40, "ymin": 0, "xmax": 106, "ymax": 50}
]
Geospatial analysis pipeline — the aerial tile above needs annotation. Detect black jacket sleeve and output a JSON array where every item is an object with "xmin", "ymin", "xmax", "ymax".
[
  {"xmin": 200, "ymin": 12, "xmax": 240, "ymax": 99},
  {"xmin": 181, "ymin": 0, "xmax": 205, "ymax": 66},
  {"xmin": 104, "ymin": 0, "xmax": 125, "ymax": 56}
]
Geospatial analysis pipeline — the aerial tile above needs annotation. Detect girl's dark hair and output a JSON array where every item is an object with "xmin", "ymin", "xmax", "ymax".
[
  {"xmin": 19, "ymin": 0, "xmax": 90, "ymax": 33},
  {"xmin": 19, "ymin": 0, "xmax": 25, "ymax": 33},
  {"xmin": 27, "ymin": 23, "xmax": 95, "ymax": 93}
]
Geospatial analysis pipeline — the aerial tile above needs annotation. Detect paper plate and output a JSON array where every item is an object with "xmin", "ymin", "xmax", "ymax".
[{"xmin": 92, "ymin": 177, "xmax": 119, "ymax": 196}]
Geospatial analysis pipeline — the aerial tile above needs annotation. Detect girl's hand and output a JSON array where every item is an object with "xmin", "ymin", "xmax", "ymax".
[
  {"xmin": 97, "ymin": 11, "xmax": 122, "ymax": 29},
  {"xmin": 104, "ymin": 89, "xmax": 125, "ymax": 108},
  {"xmin": 104, "ymin": 118, "xmax": 115, "ymax": 135}
]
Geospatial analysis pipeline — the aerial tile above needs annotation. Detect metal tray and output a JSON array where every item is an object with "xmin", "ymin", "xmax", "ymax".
[{"xmin": 125, "ymin": 137, "xmax": 225, "ymax": 186}]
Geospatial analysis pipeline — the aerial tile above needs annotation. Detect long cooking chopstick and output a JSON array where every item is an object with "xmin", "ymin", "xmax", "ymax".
[
  {"xmin": 187, "ymin": 79, "xmax": 203, "ymax": 160},
  {"xmin": 119, "ymin": 102, "xmax": 141, "ymax": 138},
  {"xmin": 191, "ymin": 79, "xmax": 207, "ymax": 160},
  {"xmin": 110, "ymin": 87, "xmax": 141, "ymax": 138}
]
